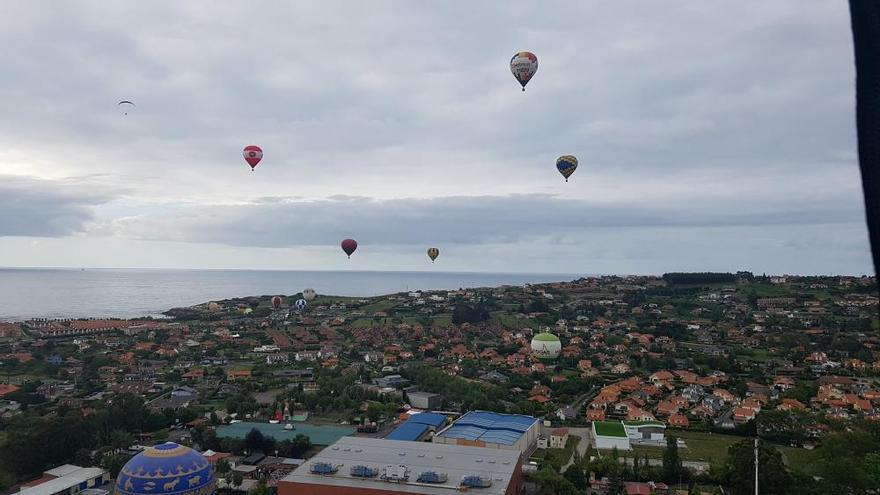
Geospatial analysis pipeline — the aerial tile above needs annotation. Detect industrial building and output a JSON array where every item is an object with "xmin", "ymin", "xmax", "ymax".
[
  {"xmin": 385, "ymin": 412, "xmax": 447, "ymax": 442},
  {"xmin": 622, "ymin": 421, "xmax": 666, "ymax": 445},
  {"xmin": 18, "ymin": 465, "xmax": 109, "ymax": 495},
  {"xmin": 432, "ymin": 411, "xmax": 539, "ymax": 454},
  {"xmin": 406, "ymin": 391, "xmax": 442, "ymax": 410},
  {"xmin": 278, "ymin": 436, "xmax": 523, "ymax": 495},
  {"xmin": 592, "ymin": 421, "xmax": 631, "ymax": 451}
]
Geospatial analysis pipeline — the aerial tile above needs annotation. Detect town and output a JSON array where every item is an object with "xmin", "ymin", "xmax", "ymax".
[{"xmin": 0, "ymin": 272, "xmax": 878, "ymax": 494}]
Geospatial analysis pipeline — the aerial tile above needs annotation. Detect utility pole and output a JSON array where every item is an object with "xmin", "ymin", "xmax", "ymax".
[{"xmin": 754, "ymin": 437, "xmax": 759, "ymax": 495}]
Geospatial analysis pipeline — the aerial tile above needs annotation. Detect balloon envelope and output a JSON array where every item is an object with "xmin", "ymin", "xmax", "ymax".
[
  {"xmin": 341, "ymin": 239, "xmax": 358, "ymax": 258},
  {"xmin": 302, "ymin": 288, "xmax": 316, "ymax": 301},
  {"xmin": 556, "ymin": 155, "xmax": 578, "ymax": 181},
  {"xmin": 510, "ymin": 52, "xmax": 538, "ymax": 91},
  {"xmin": 243, "ymin": 145, "xmax": 263, "ymax": 170},
  {"xmin": 271, "ymin": 296, "xmax": 283, "ymax": 309},
  {"xmin": 294, "ymin": 298, "xmax": 308, "ymax": 311},
  {"xmin": 427, "ymin": 247, "xmax": 439, "ymax": 262}
]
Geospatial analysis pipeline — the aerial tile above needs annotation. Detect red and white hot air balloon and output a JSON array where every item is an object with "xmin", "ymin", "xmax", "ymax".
[
  {"xmin": 243, "ymin": 145, "xmax": 263, "ymax": 171},
  {"xmin": 271, "ymin": 296, "xmax": 283, "ymax": 309}
]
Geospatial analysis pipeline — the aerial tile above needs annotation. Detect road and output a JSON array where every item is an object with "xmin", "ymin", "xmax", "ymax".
[{"xmin": 560, "ymin": 427, "xmax": 592, "ymax": 472}]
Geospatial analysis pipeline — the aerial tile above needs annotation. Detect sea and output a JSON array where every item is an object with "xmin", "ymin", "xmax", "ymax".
[{"xmin": 0, "ymin": 268, "xmax": 579, "ymax": 321}]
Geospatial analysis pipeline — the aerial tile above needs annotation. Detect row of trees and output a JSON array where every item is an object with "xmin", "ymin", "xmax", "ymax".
[{"xmin": 0, "ymin": 394, "xmax": 173, "ymax": 485}]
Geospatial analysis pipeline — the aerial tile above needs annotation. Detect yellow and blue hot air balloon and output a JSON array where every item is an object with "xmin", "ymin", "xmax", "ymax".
[
  {"xmin": 556, "ymin": 155, "xmax": 578, "ymax": 182},
  {"xmin": 427, "ymin": 247, "xmax": 439, "ymax": 263}
]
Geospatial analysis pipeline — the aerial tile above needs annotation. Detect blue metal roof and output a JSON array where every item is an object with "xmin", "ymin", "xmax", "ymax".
[
  {"xmin": 436, "ymin": 411, "xmax": 537, "ymax": 446},
  {"xmin": 406, "ymin": 412, "xmax": 446, "ymax": 428},
  {"xmin": 385, "ymin": 421, "xmax": 429, "ymax": 442}
]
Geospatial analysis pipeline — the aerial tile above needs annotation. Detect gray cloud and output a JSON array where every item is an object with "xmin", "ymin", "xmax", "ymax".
[
  {"xmin": 108, "ymin": 193, "xmax": 864, "ymax": 247},
  {"xmin": 0, "ymin": 175, "xmax": 116, "ymax": 236},
  {"xmin": 0, "ymin": 1, "xmax": 871, "ymax": 273}
]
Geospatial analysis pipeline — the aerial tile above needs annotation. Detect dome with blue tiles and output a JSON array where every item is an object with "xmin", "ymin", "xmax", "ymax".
[{"xmin": 115, "ymin": 442, "xmax": 214, "ymax": 495}]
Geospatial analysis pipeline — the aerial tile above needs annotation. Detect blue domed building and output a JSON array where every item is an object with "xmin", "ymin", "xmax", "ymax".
[{"xmin": 116, "ymin": 443, "xmax": 215, "ymax": 495}]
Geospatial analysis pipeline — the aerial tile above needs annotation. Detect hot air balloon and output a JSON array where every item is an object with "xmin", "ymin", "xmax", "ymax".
[
  {"xmin": 556, "ymin": 155, "xmax": 578, "ymax": 182},
  {"xmin": 341, "ymin": 239, "xmax": 358, "ymax": 258},
  {"xmin": 427, "ymin": 247, "xmax": 439, "ymax": 263},
  {"xmin": 118, "ymin": 100, "xmax": 135, "ymax": 115},
  {"xmin": 294, "ymin": 298, "xmax": 308, "ymax": 311},
  {"xmin": 271, "ymin": 296, "xmax": 283, "ymax": 309},
  {"xmin": 302, "ymin": 288, "xmax": 316, "ymax": 302},
  {"xmin": 510, "ymin": 52, "xmax": 538, "ymax": 91},
  {"xmin": 243, "ymin": 145, "xmax": 263, "ymax": 171}
]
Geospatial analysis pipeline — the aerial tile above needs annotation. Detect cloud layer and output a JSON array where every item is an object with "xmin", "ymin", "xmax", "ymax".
[
  {"xmin": 0, "ymin": 1, "xmax": 872, "ymax": 273},
  {"xmin": 0, "ymin": 175, "xmax": 115, "ymax": 236}
]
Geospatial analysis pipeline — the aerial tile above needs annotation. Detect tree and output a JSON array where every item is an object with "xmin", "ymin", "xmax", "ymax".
[
  {"xmin": 632, "ymin": 453, "xmax": 641, "ymax": 481},
  {"xmin": 864, "ymin": 453, "xmax": 880, "ymax": 491},
  {"xmin": 244, "ymin": 428, "xmax": 266, "ymax": 453},
  {"xmin": 662, "ymin": 435, "xmax": 682, "ymax": 484},
  {"xmin": 562, "ymin": 465, "xmax": 586, "ymax": 490},
  {"xmin": 725, "ymin": 439, "xmax": 792, "ymax": 495},
  {"xmin": 534, "ymin": 468, "xmax": 579, "ymax": 495},
  {"xmin": 366, "ymin": 402, "xmax": 383, "ymax": 423}
]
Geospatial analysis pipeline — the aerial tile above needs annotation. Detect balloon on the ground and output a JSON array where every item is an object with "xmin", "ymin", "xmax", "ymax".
[
  {"xmin": 243, "ymin": 145, "xmax": 263, "ymax": 171},
  {"xmin": 302, "ymin": 288, "xmax": 316, "ymax": 301},
  {"xmin": 341, "ymin": 239, "xmax": 358, "ymax": 258},
  {"xmin": 294, "ymin": 298, "xmax": 308, "ymax": 311},
  {"xmin": 118, "ymin": 100, "xmax": 135, "ymax": 115},
  {"xmin": 556, "ymin": 155, "xmax": 578, "ymax": 182},
  {"xmin": 510, "ymin": 52, "xmax": 538, "ymax": 91},
  {"xmin": 427, "ymin": 247, "xmax": 439, "ymax": 263},
  {"xmin": 271, "ymin": 296, "xmax": 283, "ymax": 309}
]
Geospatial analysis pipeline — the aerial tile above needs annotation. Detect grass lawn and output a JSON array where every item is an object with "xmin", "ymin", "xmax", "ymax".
[
  {"xmin": 776, "ymin": 444, "xmax": 823, "ymax": 474},
  {"xmin": 750, "ymin": 285, "xmax": 795, "ymax": 297},
  {"xmin": 360, "ymin": 300, "xmax": 398, "ymax": 313},
  {"xmin": 672, "ymin": 430, "xmax": 743, "ymax": 463},
  {"xmin": 532, "ymin": 435, "xmax": 580, "ymax": 468}
]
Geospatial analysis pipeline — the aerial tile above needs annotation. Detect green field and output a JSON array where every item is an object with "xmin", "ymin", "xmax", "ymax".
[
  {"xmin": 594, "ymin": 421, "xmax": 627, "ymax": 437},
  {"xmin": 360, "ymin": 300, "xmax": 398, "ymax": 313},
  {"xmin": 531, "ymin": 435, "xmax": 580, "ymax": 469},
  {"xmin": 672, "ymin": 430, "xmax": 742, "ymax": 463},
  {"xmin": 776, "ymin": 444, "xmax": 823, "ymax": 474}
]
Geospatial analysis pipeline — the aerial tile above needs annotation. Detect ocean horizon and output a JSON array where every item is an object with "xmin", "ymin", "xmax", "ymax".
[{"xmin": 0, "ymin": 267, "xmax": 583, "ymax": 321}]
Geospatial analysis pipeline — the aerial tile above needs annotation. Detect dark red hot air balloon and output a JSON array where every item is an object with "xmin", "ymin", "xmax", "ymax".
[
  {"xmin": 341, "ymin": 239, "xmax": 358, "ymax": 258},
  {"xmin": 271, "ymin": 296, "xmax": 283, "ymax": 309},
  {"xmin": 243, "ymin": 145, "xmax": 262, "ymax": 171}
]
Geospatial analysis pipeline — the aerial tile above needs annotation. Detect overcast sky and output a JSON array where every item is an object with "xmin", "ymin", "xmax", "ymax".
[{"xmin": 0, "ymin": 1, "xmax": 871, "ymax": 275}]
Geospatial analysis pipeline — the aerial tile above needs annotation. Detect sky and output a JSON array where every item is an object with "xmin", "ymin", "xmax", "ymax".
[{"xmin": 0, "ymin": 1, "xmax": 872, "ymax": 275}]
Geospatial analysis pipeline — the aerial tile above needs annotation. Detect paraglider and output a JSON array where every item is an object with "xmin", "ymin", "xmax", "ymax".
[
  {"xmin": 271, "ymin": 296, "xmax": 283, "ymax": 309},
  {"xmin": 510, "ymin": 52, "xmax": 538, "ymax": 91},
  {"xmin": 556, "ymin": 155, "xmax": 578, "ymax": 182},
  {"xmin": 341, "ymin": 239, "xmax": 358, "ymax": 258},
  {"xmin": 427, "ymin": 247, "xmax": 439, "ymax": 263},
  {"xmin": 294, "ymin": 298, "xmax": 308, "ymax": 311},
  {"xmin": 118, "ymin": 100, "xmax": 135, "ymax": 115},
  {"xmin": 302, "ymin": 288, "xmax": 316, "ymax": 302},
  {"xmin": 243, "ymin": 145, "xmax": 263, "ymax": 171}
]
